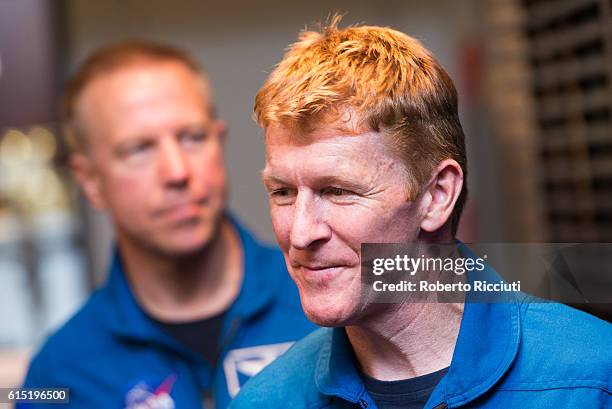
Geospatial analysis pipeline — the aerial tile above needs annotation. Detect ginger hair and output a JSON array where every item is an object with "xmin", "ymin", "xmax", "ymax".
[{"xmin": 255, "ymin": 16, "xmax": 467, "ymax": 235}]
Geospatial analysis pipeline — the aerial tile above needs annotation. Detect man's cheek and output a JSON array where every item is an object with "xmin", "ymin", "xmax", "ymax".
[
  {"xmin": 331, "ymin": 209, "xmax": 377, "ymax": 242},
  {"xmin": 196, "ymin": 154, "xmax": 226, "ymax": 188},
  {"xmin": 270, "ymin": 208, "xmax": 292, "ymax": 248},
  {"xmin": 351, "ymin": 204, "xmax": 414, "ymax": 242},
  {"xmin": 106, "ymin": 170, "xmax": 151, "ymax": 196},
  {"xmin": 104, "ymin": 178, "xmax": 151, "ymax": 220}
]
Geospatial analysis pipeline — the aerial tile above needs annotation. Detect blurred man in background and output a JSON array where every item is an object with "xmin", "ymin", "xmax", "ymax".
[{"xmin": 20, "ymin": 41, "xmax": 315, "ymax": 409}]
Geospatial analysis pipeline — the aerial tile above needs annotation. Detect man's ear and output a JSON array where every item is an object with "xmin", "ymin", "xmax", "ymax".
[
  {"xmin": 420, "ymin": 159, "xmax": 464, "ymax": 233},
  {"xmin": 70, "ymin": 153, "xmax": 106, "ymax": 210}
]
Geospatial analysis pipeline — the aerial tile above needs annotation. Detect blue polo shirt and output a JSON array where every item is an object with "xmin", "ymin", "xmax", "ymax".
[
  {"xmin": 231, "ymin": 252, "xmax": 612, "ymax": 408},
  {"xmin": 20, "ymin": 216, "xmax": 316, "ymax": 408}
]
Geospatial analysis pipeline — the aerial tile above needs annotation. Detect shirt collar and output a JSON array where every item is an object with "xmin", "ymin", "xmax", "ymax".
[
  {"xmin": 440, "ymin": 243, "xmax": 521, "ymax": 407},
  {"xmin": 101, "ymin": 212, "xmax": 275, "ymax": 346},
  {"xmin": 314, "ymin": 242, "xmax": 521, "ymax": 408},
  {"xmin": 224, "ymin": 212, "xmax": 276, "ymax": 321},
  {"xmin": 315, "ymin": 328, "xmax": 367, "ymax": 404}
]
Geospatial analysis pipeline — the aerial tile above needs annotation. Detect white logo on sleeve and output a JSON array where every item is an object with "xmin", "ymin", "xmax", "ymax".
[
  {"xmin": 223, "ymin": 342, "xmax": 293, "ymax": 397},
  {"xmin": 124, "ymin": 374, "xmax": 176, "ymax": 409}
]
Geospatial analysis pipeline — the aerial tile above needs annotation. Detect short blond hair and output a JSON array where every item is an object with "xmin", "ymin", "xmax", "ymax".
[
  {"xmin": 255, "ymin": 17, "xmax": 467, "ymax": 235},
  {"xmin": 62, "ymin": 40, "xmax": 210, "ymax": 152}
]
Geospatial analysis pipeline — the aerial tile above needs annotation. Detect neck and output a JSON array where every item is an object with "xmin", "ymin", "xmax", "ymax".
[
  {"xmin": 346, "ymin": 301, "xmax": 463, "ymax": 381},
  {"xmin": 118, "ymin": 218, "xmax": 243, "ymax": 322}
]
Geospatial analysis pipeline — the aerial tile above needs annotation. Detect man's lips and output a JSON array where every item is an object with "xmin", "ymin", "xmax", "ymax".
[
  {"xmin": 298, "ymin": 264, "xmax": 341, "ymax": 270},
  {"xmin": 292, "ymin": 264, "xmax": 350, "ymax": 287},
  {"xmin": 291, "ymin": 260, "xmax": 349, "ymax": 270},
  {"xmin": 152, "ymin": 198, "xmax": 208, "ymax": 220},
  {"xmin": 292, "ymin": 263, "xmax": 352, "ymax": 275}
]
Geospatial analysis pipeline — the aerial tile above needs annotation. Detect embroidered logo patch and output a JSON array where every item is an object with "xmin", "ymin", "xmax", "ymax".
[
  {"xmin": 124, "ymin": 374, "xmax": 176, "ymax": 409},
  {"xmin": 223, "ymin": 342, "xmax": 293, "ymax": 397}
]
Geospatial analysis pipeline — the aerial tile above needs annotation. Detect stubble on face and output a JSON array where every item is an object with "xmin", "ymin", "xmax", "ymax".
[{"xmin": 263, "ymin": 124, "xmax": 427, "ymax": 327}]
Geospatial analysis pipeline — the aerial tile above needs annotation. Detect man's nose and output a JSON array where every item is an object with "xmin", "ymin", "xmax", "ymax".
[
  {"xmin": 158, "ymin": 138, "xmax": 190, "ymax": 188},
  {"xmin": 290, "ymin": 192, "xmax": 332, "ymax": 250}
]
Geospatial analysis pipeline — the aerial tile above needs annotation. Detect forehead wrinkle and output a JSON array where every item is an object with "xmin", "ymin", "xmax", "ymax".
[{"xmin": 265, "ymin": 137, "xmax": 402, "ymax": 193}]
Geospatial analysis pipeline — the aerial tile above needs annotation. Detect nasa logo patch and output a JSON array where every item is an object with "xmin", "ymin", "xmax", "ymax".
[{"xmin": 124, "ymin": 374, "xmax": 177, "ymax": 409}]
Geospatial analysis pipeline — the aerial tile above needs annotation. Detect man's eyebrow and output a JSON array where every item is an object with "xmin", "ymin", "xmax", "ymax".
[
  {"xmin": 315, "ymin": 175, "xmax": 367, "ymax": 192},
  {"xmin": 260, "ymin": 172, "xmax": 288, "ymax": 187},
  {"xmin": 261, "ymin": 171, "xmax": 367, "ymax": 192}
]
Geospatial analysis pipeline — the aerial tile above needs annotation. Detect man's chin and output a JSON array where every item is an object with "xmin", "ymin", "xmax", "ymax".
[
  {"xmin": 160, "ymin": 218, "xmax": 220, "ymax": 254},
  {"xmin": 163, "ymin": 242, "xmax": 210, "ymax": 258},
  {"xmin": 301, "ymin": 298, "xmax": 358, "ymax": 328},
  {"xmin": 144, "ymin": 228, "xmax": 216, "ymax": 259}
]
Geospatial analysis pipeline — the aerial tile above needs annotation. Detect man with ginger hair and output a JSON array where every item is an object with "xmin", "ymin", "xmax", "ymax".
[
  {"xmin": 230, "ymin": 19, "xmax": 612, "ymax": 409},
  {"xmin": 20, "ymin": 41, "xmax": 315, "ymax": 409}
]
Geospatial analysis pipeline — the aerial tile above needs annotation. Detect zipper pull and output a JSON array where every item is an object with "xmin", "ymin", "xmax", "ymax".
[
  {"xmin": 358, "ymin": 398, "xmax": 369, "ymax": 408},
  {"xmin": 432, "ymin": 403, "xmax": 448, "ymax": 409}
]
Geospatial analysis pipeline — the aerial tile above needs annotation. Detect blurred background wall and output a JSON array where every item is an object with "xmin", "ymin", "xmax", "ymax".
[
  {"xmin": 60, "ymin": 0, "xmax": 501, "ymax": 283},
  {"xmin": 1, "ymin": 0, "xmax": 611, "ymax": 389}
]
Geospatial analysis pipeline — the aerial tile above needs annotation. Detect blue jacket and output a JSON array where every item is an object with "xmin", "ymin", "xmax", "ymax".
[
  {"xmin": 231, "ymin": 292, "xmax": 612, "ymax": 408},
  {"xmin": 21, "ymin": 216, "xmax": 317, "ymax": 409}
]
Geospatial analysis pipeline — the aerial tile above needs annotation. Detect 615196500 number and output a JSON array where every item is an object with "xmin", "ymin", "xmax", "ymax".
[{"xmin": 1, "ymin": 388, "xmax": 69, "ymax": 403}]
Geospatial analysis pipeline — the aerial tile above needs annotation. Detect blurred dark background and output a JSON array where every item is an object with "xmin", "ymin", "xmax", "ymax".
[{"xmin": 1, "ymin": 0, "xmax": 611, "ymax": 387}]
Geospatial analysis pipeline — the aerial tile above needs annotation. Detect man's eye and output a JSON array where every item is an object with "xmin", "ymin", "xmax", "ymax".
[
  {"xmin": 120, "ymin": 141, "xmax": 155, "ymax": 157},
  {"xmin": 323, "ymin": 187, "xmax": 350, "ymax": 196},
  {"xmin": 269, "ymin": 188, "xmax": 296, "ymax": 204},
  {"xmin": 179, "ymin": 130, "xmax": 208, "ymax": 146},
  {"xmin": 271, "ymin": 188, "xmax": 294, "ymax": 197}
]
